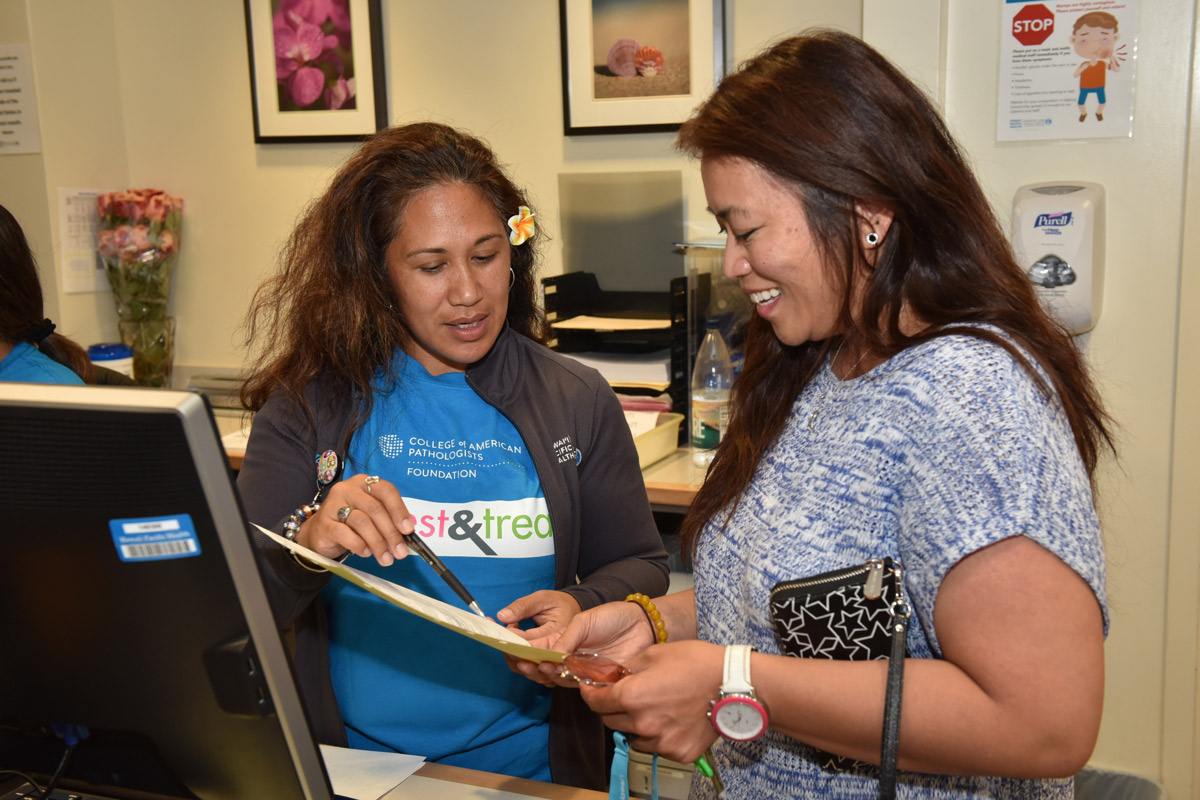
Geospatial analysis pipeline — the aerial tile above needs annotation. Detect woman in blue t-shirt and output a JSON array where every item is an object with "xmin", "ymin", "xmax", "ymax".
[
  {"xmin": 547, "ymin": 31, "xmax": 1111, "ymax": 800},
  {"xmin": 0, "ymin": 203, "xmax": 88, "ymax": 385},
  {"xmin": 236, "ymin": 123, "xmax": 669, "ymax": 789}
]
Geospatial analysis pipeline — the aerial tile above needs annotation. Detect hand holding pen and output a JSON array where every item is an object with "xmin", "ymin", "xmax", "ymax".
[
  {"xmin": 287, "ymin": 470, "xmax": 485, "ymax": 617},
  {"xmin": 399, "ymin": 524, "xmax": 485, "ymax": 617}
]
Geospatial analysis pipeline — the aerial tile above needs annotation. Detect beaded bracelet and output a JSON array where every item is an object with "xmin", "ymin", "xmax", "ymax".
[
  {"xmin": 281, "ymin": 502, "xmax": 352, "ymax": 572},
  {"xmin": 281, "ymin": 502, "xmax": 324, "ymax": 572},
  {"xmin": 283, "ymin": 503, "xmax": 322, "ymax": 540},
  {"xmin": 626, "ymin": 592, "xmax": 668, "ymax": 644}
]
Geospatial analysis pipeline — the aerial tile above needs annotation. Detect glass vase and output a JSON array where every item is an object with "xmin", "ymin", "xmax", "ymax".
[
  {"xmin": 104, "ymin": 253, "xmax": 173, "ymax": 328},
  {"xmin": 119, "ymin": 317, "xmax": 176, "ymax": 388}
]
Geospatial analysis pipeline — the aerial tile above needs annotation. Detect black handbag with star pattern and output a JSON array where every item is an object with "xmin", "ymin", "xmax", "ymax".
[{"xmin": 768, "ymin": 558, "xmax": 909, "ymax": 799}]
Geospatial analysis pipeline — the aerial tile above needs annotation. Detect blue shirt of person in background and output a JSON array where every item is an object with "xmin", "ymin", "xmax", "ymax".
[{"xmin": 0, "ymin": 340, "xmax": 85, "ymax": 385}]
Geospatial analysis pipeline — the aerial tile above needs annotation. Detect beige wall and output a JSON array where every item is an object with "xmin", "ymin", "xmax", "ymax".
[
  {"xmin": 0, "ymin": 1, "xmax": 50, "ymax": 318},
  {"xmin": 1167, "ymin": 8, "xmax": 1200, "ymax": 795},
  {"xmin": 0, "ymin": 0, "xmax": 860, "ymax": 374},
  {"xmin": 936, "ymin": 3, "xmax": 1195, "ymax": 795},
  {"xmin": 2, "ymin": 0, "xmax": 1197, "ymax": 796}
]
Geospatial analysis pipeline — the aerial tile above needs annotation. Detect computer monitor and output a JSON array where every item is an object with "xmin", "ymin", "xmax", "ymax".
[{"xmin": 0, "ymin": 384, "xmax": 333, "ymax": 800}]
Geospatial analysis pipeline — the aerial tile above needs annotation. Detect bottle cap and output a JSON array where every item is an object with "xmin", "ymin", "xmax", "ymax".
[
  {"xmin": 705, "ymin": 318, "xmax": 719, "ymax": 330},
  {"xmin": 88, "ymin": 342, "xmax": 133, "ymax": 361}
]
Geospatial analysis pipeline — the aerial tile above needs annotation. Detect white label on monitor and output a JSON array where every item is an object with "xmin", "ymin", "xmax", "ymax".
[{"xmin": 108, "ymin": 514, "xmax": 202, "ymax": 561}]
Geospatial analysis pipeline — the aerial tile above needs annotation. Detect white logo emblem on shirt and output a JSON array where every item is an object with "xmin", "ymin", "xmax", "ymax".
[
  {"xmin": 554, "ymin": 436, "xmax": 577, "ymax": 465},
  {"xmin": 379, "ymin": 434, "xmax": 403, "ymax": 458}
]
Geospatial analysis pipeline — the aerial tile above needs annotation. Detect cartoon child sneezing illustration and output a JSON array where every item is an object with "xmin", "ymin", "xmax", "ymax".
[{"xmin": 1071, "ymin": 11, "xmax": 1125, "ymax": 122}]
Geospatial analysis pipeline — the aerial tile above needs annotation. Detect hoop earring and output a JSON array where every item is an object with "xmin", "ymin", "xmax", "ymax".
[
  {"xmin": 509, "ymin": 267, "xmax": 516, "ymax": 290},
  {"xmin": 865, "ymin": 231, "xmax": 880, "ymax": 247}
]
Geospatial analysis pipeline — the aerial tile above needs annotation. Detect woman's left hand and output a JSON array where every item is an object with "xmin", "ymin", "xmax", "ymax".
[
  {"xmin": 580, "ymin": 639, "xmax": 724, "ymax": 764},
  {"xmin": 498, "ymin": 590, "xmax": 582, "ymax": 685}
]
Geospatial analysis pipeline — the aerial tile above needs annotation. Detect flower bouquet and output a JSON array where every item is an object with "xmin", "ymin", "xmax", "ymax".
[{"xmin": 96, "ymin": 188, "xmax": 183, "ymax": 387}]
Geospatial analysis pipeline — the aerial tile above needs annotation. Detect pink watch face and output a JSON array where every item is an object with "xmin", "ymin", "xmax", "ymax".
[{"xmin": 711, "ymin": 695, "xmax": 768, "ymax": 741}]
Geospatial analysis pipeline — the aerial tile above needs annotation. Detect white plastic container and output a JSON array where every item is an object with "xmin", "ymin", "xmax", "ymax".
[{"xmin": 88, "ymin": 342, "xmax": 134, "ymax": 378}]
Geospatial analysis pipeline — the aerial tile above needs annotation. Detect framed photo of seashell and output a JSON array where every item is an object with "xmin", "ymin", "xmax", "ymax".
[
  {"xmin": 244, "ymin": 0, "xmax": 388, "ymax": 143},
  {"xmin": 559, "ymin": 0, "xmax": 726, "ymax": 135}
]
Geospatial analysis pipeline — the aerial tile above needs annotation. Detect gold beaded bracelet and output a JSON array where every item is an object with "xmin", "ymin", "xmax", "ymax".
[{"xmin": 626, "ymin": 592, "xmax": 668, "ymax": 644}]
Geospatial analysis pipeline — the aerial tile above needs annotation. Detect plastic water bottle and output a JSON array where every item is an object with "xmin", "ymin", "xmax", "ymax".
[{"xmin": 691, "ymin": 319, "xmax": 733, "ymax": 467}]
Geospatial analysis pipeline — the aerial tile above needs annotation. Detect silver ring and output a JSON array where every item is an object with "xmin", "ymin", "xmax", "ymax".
[
  {"xmin": 336, "ymin": 505, "xmax": 355, "ymax": 523},
  {"xmin": 364, "ymin": 475, "xmax": 380, "ymax": 494}
]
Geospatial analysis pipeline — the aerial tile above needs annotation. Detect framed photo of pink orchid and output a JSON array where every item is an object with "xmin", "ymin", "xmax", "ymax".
[
  {"xmin": 243, "ymin": 0, "xmax": 388, "ymax": 143},
  {"xmin": 560, "ymin": 0, "xmax": 725, "ymax": 135}
]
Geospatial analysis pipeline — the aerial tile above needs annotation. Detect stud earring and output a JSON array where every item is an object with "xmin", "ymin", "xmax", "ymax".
[{"xmin": 865, "ymin": 231, "xmax": 880, "ymax": 247}]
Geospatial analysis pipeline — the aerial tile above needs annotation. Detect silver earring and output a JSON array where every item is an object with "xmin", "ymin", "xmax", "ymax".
[
  {"xmin": 865, "ymin": 231, "xmax": 880, "ymax": 247},
  {"xmin": 509, "ymin": 267, "xmax": 516, "ymax": 290}
]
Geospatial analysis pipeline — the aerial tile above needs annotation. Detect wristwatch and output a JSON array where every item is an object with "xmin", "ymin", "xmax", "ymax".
[{"xmin": 709, "ymin": 644, "xmax": 769, "ymax": 741}]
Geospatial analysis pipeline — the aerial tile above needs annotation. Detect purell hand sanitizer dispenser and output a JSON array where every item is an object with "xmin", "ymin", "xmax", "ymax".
[{"xmin": 1011, "ymin": 182, "xmax": 1105, "ymax": 334}]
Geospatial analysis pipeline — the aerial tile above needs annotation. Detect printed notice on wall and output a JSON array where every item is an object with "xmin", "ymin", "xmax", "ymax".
[
  {"xmin": 59, "ymin": 188, "xmax": 107, "ymax": 294},
  {"xmin": 0, "ymin": 43, "xmax": 42, "ymax": 155},
  {"xmin": 998, "ymin": 1, "xmax": 1138, "ymax": 142}
]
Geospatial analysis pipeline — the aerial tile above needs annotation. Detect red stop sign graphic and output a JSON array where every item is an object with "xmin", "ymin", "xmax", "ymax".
[{"xmin": 1012, "ymin": 4, "xmax": 1055, "ymax": 46}]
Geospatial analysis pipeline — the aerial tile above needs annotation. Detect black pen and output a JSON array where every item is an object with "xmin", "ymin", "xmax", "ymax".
[{"xmin": 403, "ymin": 532, "xmax": 486, "ymax": 617}]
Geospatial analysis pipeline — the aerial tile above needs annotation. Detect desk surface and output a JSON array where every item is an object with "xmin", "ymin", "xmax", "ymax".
[
  {"xmin": 0, "ymin": 762, "xmax": 608, "ymax": 800},
  {"xmin": 218, "ymin": 416, "xmax": 706, "ymax": 511},
  {"xmin": 393, "ymin": 763, "xmax": 608, "ymax": 799},
  {"xmin": 640, "ymin": 446, "xmax": 707, "ymax": 510}
]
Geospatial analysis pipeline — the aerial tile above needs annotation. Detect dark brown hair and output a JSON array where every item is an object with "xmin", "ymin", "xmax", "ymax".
[
  {"xmin": 676, "ymin": 30, "xmax": 1113, "ymax": 553},
  {"xmin": 239, "ymin": 122, "xmax": 548, "ymax": 430},
  {"xmin": 0, "ymin": 203, "xmax": 92, "ymax": 381}
]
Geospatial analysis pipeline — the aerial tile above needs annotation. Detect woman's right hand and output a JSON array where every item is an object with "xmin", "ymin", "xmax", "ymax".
[
  {"xmin": 533, "ymin": 599, "xmax": 657, "ymax": 685},
  {"xmin": 580, "ymin": 639, "xmax": 725, "ymax": 764},
  {"xmin": 292, "ymin": 473, "xmax": 416, "ymax": 567}
]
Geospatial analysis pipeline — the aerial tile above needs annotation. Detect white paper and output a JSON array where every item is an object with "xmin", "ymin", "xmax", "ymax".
[
  {"xmin": 562, "ymin": 350, "xmax": 671, "ymax": 389},
  {"xmin": 998, "ymin": 1, "xmax": 1138, "ymax": 142},
  {"xmin": 0, "ymin": 44, "xmax": 42, "ymax": 154},
  {"xmin": 256, "ymin": 524, "xmax": 565, "ymax": 664},
  {"xmin": 58, "ymin": 188, "xmax": 107, "ymax": 294},
  {"xmin": 320, "ymin": 745, "xmax": 424, "ymax": 800},
  {"xmin": 551, "ymin": 315, "xmax": 671, "ymax": 331},
  {"xmin": 220, "ymin": 428, "xmax": 250, "ymax": 451},
  {"xmin": 624, "ymin": 409, "xmax": 663, "ymax": 438}
]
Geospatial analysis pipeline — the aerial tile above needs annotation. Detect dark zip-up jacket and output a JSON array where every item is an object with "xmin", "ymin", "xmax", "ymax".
[{"xmin": 237, "ymin": 327, "xmax": 670, "ymax": 789}]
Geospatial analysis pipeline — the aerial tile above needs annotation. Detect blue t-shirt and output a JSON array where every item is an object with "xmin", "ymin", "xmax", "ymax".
[
  {"xmin": 691, "ymin": 331, "xmax": 1107, "ymax": 799},
  {"xmin": 329, "ymin": 351, "xmax": 555, "ymax": 780},
  {"xmin": 0, "ymin": 341, "xmax": 84, "ymax": 385}
]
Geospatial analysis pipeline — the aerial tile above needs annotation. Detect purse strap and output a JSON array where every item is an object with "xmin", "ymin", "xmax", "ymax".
[{"xmin": 878, "ymin": 577, "xmax": 911, "ymax": 800}]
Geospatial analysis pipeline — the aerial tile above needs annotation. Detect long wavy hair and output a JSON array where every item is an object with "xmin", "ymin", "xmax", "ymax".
[
  {"xmin": 676, "ymin": 30, "xmax": 1113, "ymax": 554},
  {"xmin": 0, "ymin": 203, "xmax": 92, "ymax": 381},
  {"xmin": 239, "ymin": 122, "xmax": 548, "ymax": 432}
]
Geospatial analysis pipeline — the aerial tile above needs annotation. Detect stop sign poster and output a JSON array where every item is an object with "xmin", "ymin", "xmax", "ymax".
[{"xmin": 998, "ymin": 0, "xmax": 1137, "ymax": 141}]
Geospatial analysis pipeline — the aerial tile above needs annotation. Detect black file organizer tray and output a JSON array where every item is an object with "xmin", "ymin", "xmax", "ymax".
[{"xmin": 542, "ymin": 271, "xmax": 710, "ymax": 446}]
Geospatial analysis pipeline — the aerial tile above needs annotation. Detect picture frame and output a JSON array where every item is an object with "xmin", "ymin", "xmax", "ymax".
[
  {"xmin": 559, "ymin": 0, "xmax": 725, "ymax": 136},
  {"xmin": 243, "ymin": 0, "xmax": 388, "ymax": 144}
]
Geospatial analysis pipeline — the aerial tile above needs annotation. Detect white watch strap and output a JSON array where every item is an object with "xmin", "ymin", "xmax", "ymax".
[{"xmin": 722, "ymin": 644, "xmax": 755, "ymax": 696}]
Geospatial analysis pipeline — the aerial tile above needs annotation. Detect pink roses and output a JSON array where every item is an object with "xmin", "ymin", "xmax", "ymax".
[
  {"xmin": 96, "ymin": 188, "xmax": 183, "ymax": 325},
  {"xmin": 96, "ymin": 189, "xmax": 183, "ymax": 266}
]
